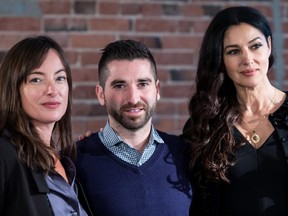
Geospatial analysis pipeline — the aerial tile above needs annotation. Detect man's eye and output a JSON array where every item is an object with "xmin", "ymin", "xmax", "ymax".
[
  {"xmin": 139, "ymin": 82, "xmax": 149, "ymax": 87},
  {"xmin": 113, "ymin": 84, "xmax": 125, "ymax": 89}
]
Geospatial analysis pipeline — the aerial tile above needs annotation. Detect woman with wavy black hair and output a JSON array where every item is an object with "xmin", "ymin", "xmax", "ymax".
[{"xmin": 182, "ymin": 6, "xmax": 288, "ymax": 216}]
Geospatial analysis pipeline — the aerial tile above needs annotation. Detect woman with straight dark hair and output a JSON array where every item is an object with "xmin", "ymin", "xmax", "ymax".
[
  {"xmin": 0, "ymin": 36, "xmax": 88, "ymax": 216},
  {"xmin": 182, "ymin": 6, "xmax": 288, "ymax": 216}
]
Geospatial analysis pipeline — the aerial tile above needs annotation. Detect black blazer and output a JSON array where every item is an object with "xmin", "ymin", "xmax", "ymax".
[{"xmin": 0, "ymin": 136, "xmax": 54, "ymax": 216}]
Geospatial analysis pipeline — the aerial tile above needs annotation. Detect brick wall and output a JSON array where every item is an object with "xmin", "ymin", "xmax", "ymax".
[{"xmin": 0, "ymin": 0, "xmax": 287, "ymax": 138}]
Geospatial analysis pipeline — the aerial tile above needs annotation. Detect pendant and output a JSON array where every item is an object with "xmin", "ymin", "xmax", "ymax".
[{"xmin": 251, "ymin": 131, "xmax": 260, "ymax": 144}]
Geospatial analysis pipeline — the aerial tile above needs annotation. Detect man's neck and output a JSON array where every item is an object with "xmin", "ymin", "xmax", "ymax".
[{"xmin": 112, "ymin": 123, "xmax": 152, "ymax": 153}]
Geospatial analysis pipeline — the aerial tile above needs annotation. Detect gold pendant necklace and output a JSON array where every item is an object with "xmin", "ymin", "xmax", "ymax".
[
  {"xmin": 251, "ymin": 130, "xmax": 260, "ymax": 144},
  {"xmin": 240, "ymin": 89, "xmax": 276, "ymax": 145},
  {"xmin": 241, "ymin": 118, "xmax": 264, "ymax": 145}
]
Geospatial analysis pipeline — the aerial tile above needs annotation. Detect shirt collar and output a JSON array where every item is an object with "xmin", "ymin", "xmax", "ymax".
[{"xmin": 99, "ymin": 121, "xmax": 164, "ymax": 148}]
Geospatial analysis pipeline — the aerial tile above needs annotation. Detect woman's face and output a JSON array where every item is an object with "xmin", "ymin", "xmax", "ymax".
[
  {"xmin": 20, "ymin": 49, "xmax": 69, "ymax": 128},
  {"xmin": 223, "ymin": 23, "xmax": 271, "ymax": 88}
]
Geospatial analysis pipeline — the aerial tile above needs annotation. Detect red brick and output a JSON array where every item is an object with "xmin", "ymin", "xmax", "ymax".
[
  {"xmin": 0, "ymin": 34, "xmax": 28, "ymax": 49},
  {"xmin": 74, "ymin": 1, "xmax": 95, "ymax": 14},
  {"xmin": 157, "ymin": 68, "xmax": 170, "ymax": 82},
  {"xmin": 0, "ymin": 18, "xmax": 40, "ymax": 31},
  {"xmin": 170, "ymin": 69, "xmax": 196, "ymax": 82},
  {"xmin": 72, "ymin": 118, "xmax": 107, "ymax": 137},
  {"xmin": 70, "ymin": 18, "xmax": 88, "ymax": 31},
  {"xmin": 161, "ymin": 84, "xmax": 193, "ymax": 98},
  {"xmin": 72, "ymin": 103, "xmax": 106, "ymax": 116},
  {"xmin": 44, "ymin": 18, "xmax": 68, "ymax": 31},
  {"xmin": 72, "ymin": 118, "xmax": 108, "ymax": 140},
  {"xmin": 121, "ymin": 3, "xmax": 141, "ymax": 15},
  {"xmin": 142, "ymin": 4, "xmax": 162, "ymax": 16},
  {"xmin": 153, "ymin": 115, "xmax": 190, "ymax": 135},
  {"xmin": 66, "ymin": 50, "xmax": 78, "ymax": 65},
  {"xmin": 71, "ymin": 119, "xmax": 86, "ymax": 138},
  {"xmin": 182, "ymin": 5, "xmax": 204, "ymax": 17},
  {"xmin": 45, "ymin": 18, "xmax": 88, "ymax": 32},
  {"xmin": 99, "ymin": 2, "xmax": 120, "ymax": 15},
  {"xmin": 153, "ymin": 117, "xmax": 178, "ymax": 134},
  {"xmin": 81, "ymin": 51, "xmax": 101, "ymax": 65},
  {"xmin": 162, "ymin": 4, "xmax": 181, "ymax": 16},
  {"xmin": 193, "ymin": 20, "xmax": 211, "ymax": 33},
  {"xmin": 46, "ymin": 34, "xmax": 69, "ymax": 48},
  {"xmin": 89, "ymin": 18, "xmax": 130, "ymax": 31},
  {"xmin": 119, "ymin": 36, "xmax": 161, "ymax": 49},
  {"xmin": 156, "ymin": 101, "xmax": 177, "ymax": 115},
  {"xmin": 177, "ymin": 116, "xmax": 189, "ymax": 133},
  {"xmin": 247, "ymin": 5, "xmax": 273, "ymax": 17},
  {"xmin": 72, "ymin": 67, "xmax": 98, "ymax": 82},
  {"xmin": 162, "ymin": 35, "xmax": 202, "ymax": 49},
  {"xmin": 87, "ymin": 119, "xmax": 107, "ymax": 132},
  {"xmin": 71, "ymin": 34, "xmax": 116, "ymax": 48},
  {"xmin": 154, "ymin": 52, "xmax": 194, "ymax": 65},
  {"xmin": 178, "ymin": 20, "xmax": 195, "ymax": 33},
  {"xmin": 135, "ymin": 18, "xmax": 178, "ymax": 32},
  {"xmin": 178, "ymin": 101, "xmax": 190, "ymax": 115},
  {"xmin": 40, "ymin": 2, "xmax": 71, "ymax": 14},
  {"xmin": 73, "ymin": 85, "xmax": 97, "ymax": 99}
]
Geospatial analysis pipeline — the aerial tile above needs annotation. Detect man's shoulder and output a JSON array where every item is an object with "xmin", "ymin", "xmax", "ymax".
[
  {"xmin": 156, "ymin": 130, "xmax": 182, "ymax": 141},
  {"xmin": 76, "ymin": 132, "xmax": 102, "ymax": 150},
  {"xmin": 156, "ymin": 130, "xmax": 190, "ymax": 163},
  {"xmin": 156, "ymin": 130, "xmax": 188, "ymax": 150}
]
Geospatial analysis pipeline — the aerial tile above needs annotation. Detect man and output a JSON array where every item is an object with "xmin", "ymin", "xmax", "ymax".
[{"xmin": 76, "ymin": 40, "xmax": 192, "ymax": 216}]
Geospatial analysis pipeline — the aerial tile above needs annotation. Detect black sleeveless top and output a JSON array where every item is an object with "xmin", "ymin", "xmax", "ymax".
[
  {"xmin": 189, "ymin": 93, "xmax": 288, "ymax": 216},
  {"xmin": 221, "ymin": 129, "xmax": 288, "ymax": 215}
]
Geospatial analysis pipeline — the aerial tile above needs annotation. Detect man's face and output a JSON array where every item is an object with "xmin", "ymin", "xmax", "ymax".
[{"xmin": 96, "ymin": 59, "xmax": 160, "ymax": 131}]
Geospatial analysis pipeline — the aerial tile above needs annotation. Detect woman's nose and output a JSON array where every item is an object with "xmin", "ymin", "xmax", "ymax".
[
  {"xmin": 242, "ymin": 50, "xmax": 254, "ymax": 66},
  {"xmin": 46, "ymin": 81, "xmax": 58, "ymax": 96}
]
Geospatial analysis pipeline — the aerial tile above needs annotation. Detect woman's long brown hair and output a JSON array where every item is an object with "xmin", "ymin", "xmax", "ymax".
[{"xmin": 0, "ymin": 36, "xmax": 75, "ymax": 172}]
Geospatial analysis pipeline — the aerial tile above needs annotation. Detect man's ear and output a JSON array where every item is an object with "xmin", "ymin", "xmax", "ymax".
[
  {"xmin": 95, "ymin": 84, "xmax": 105, "ymax": 105},
  {"xmin": 156, "ymin": 80, "xmax": 160, "ymax": 101}
]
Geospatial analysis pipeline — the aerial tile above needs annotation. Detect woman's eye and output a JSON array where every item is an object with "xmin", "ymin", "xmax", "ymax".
[
  {"xmin": 226, "ymin": 49, "xmax": 239, "ymax": 55},
  {"xmin": 251, "ymin": 43, "xmax": 262, "ymax": 50},
  {"xmin": 56, "ymin": 76, "xmax": 67, "ymax": 82},
  {"xmin": 29, "ymin": 78, "xmax": 42, "ymax": 83}
]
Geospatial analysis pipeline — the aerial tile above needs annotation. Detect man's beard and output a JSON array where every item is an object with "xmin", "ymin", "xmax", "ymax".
[{"xmin": 107, "ymin": 102, "xmax": 156, "ymax": 131}]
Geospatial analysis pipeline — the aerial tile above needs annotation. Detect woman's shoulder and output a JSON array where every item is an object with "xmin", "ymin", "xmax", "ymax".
[
  {"xmin": 0, "ymin": 136, "xmax": 24, "ymax": 186},
  {"xmin": 269, "ymin": 91, "xmax": 288, "ymax": 127},
  {"xmin": 272, "ymin": 91, "xmax": 288, "ymax": 115},
  {"xmin": 0, "ymin": 136, "xmax": 19, "ymax": 162}
]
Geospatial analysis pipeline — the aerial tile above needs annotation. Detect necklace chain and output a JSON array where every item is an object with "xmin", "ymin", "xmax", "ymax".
[{"xmin": 240, "ymin": 89, "xmax": 276, "ymax": 145}]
